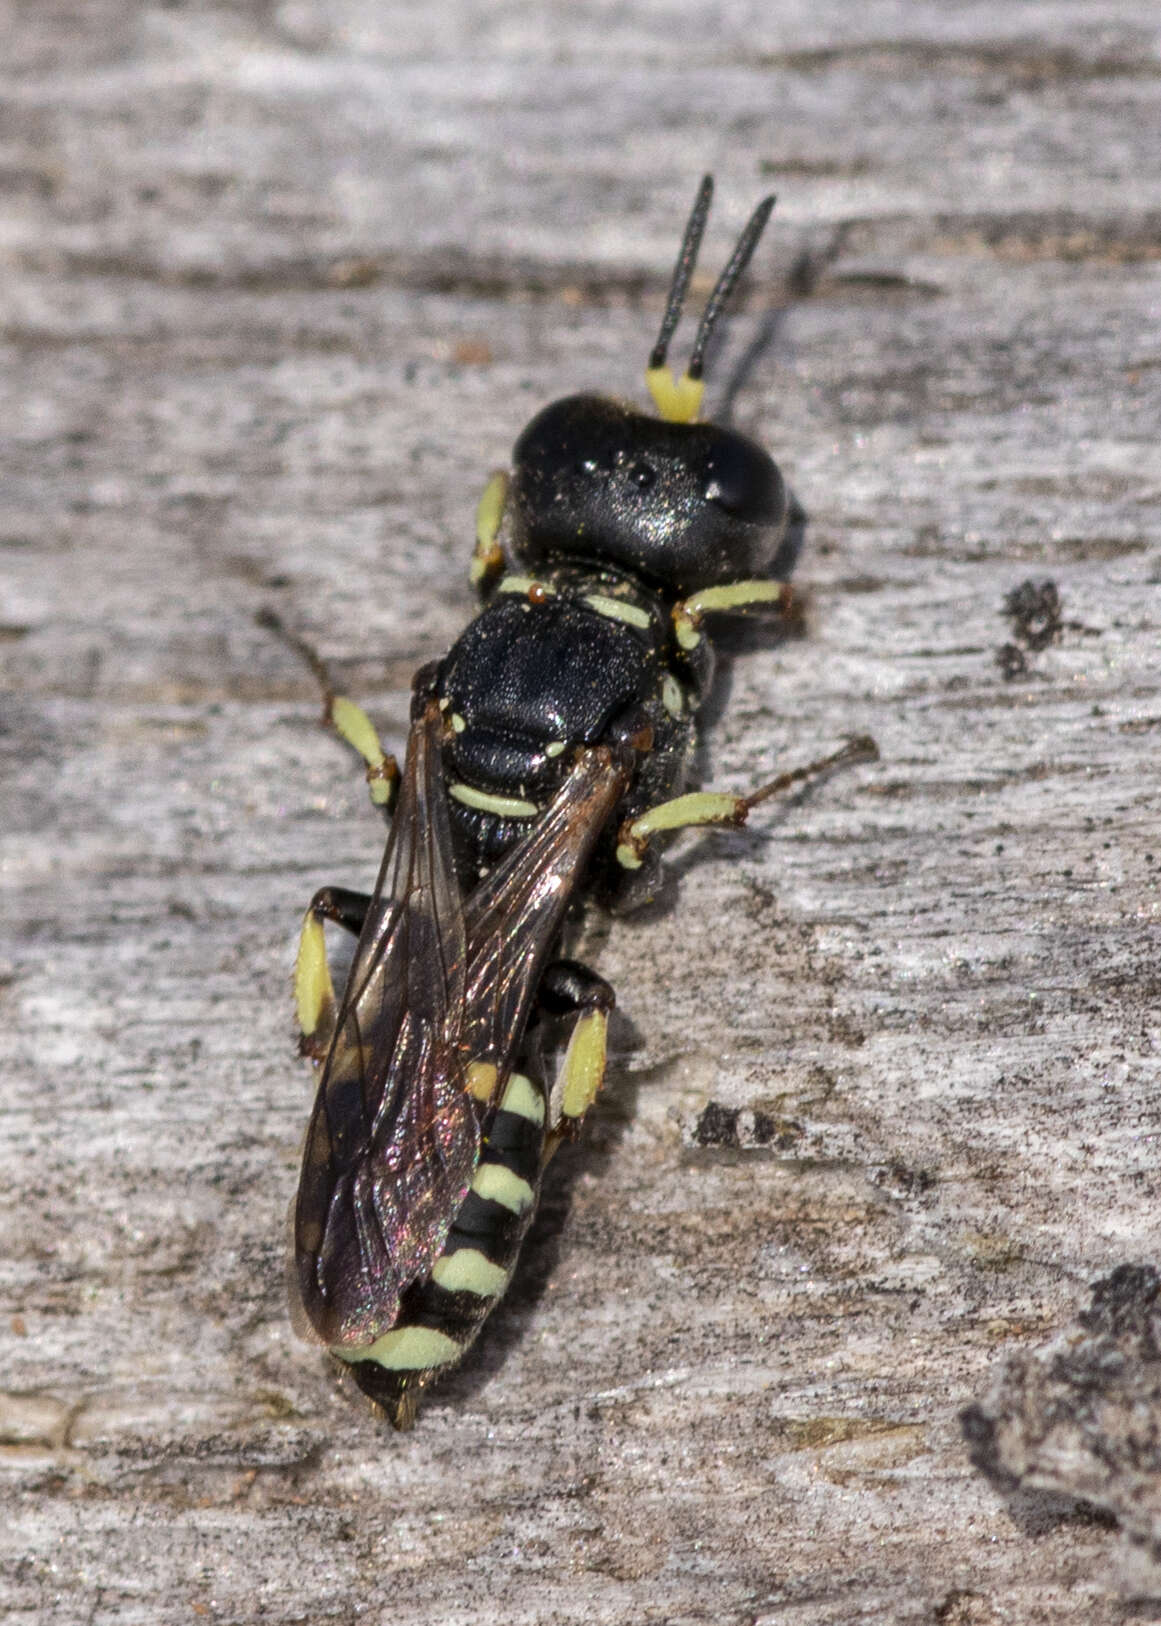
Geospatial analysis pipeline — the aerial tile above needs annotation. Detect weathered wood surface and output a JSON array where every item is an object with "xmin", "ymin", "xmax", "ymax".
[{"xmin": 2, "ymin": 3, "xmax": 1160, "ymax": 1622}]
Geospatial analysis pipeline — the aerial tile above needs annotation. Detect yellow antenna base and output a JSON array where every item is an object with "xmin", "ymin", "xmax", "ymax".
[{"xmin": 645, "ymin": 365, "xmax": 704, "ymax": 424}]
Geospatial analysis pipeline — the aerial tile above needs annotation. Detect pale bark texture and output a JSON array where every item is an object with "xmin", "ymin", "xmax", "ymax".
[{"xmin": 2, "ymin": 3, "xmax": 1160, "ymax": 1623}]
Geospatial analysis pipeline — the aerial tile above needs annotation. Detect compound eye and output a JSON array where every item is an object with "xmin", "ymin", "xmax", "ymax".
[{"xmin": 702, "ymin": 434, "xmax": 781, "ymax": 523}]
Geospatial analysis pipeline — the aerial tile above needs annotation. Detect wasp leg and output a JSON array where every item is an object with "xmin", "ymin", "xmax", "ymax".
[
  {"xmin": 538, "ymin": 958, "xmax": 615, "ymax": 1020},
  {"xmin": 258, "ymin": 608, "xmax": 400, "ymax": 813},
  {"xmin": 469, "ymin": 470, "xmax": 509, "ymax": 595},
  {"xmin": 615, "ymin": 735, "xmax": 879, "ymax": 870},
  {"xmin": 671, "ymin": 578, "xmax": 793, "ymax": 653},
  {"xmin": 325, "ymin": 695, "xmax": 399, "ymax": 812},
  {"xmin": 295, "ymin": 886, "xmax": 372, "ymax": 1059},
  {"xmin": 537, "ymin": 959, "xmax": 616, "ymax": 1159}
]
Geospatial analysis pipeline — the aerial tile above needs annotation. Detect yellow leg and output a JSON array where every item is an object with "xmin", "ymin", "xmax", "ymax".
[
  {"xmin": 294, "ymin": 887, "xmax": 371, "ymax": 1059},
  {"xmin": 327, "ymin": 695, "xmax": 398, "ymax": 809},
  {"xmin": 558, "ymin": 1008, "xmax": 608, "ymax": 1122},
  {"xmin": 295, "ymin": 914, "xmax": 333, "ymax": 1059},
  {"xmin": 672, "ymin": 579, "xmax": 792, "ymax": 652},
  {"xmin": 543, "ymin": 1007, "xmax": 610, "ymax": 1162},
  {"xmin": 469, "ymin": 470, "xmax": 509, "ymax": 593},
  {"xmin": 616, "ymin": 736, "xmax": 879, "ymax": 869},
  {"xmin": 257, "ymin": 609, "xmax": 399, "ymax": 812}
]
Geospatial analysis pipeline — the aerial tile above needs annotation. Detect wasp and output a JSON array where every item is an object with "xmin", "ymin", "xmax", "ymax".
[{"xmin": 283, "ymin": 177, "xmax": 877, "ymax": 1428}]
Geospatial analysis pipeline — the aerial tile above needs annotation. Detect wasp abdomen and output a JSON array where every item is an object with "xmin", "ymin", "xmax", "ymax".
[{"xmin": 339, "ymin": 1067, "xmax": 549, "ymax": 1423}]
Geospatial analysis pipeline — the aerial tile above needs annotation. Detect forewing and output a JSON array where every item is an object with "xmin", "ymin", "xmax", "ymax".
[
  {"xmin": 293, "ymin": 701, "xmax": 475, "ymax": 1349},
  {"xmin": 460, "ymin": 745, "xmax": 632, "ymax": 1086}
]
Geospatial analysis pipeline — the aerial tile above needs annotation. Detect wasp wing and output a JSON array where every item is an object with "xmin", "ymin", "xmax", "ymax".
[
  {"xmin": 459, "ymin": 745, "xmax": 632, "ymax": 1089},
  {"xmin": 293, "ymin": 700, "xmax": 475, "ymax": 1349},
  {"xmin": 293, "ymin": 711, "xmax": 632, "ymax": 1352}
]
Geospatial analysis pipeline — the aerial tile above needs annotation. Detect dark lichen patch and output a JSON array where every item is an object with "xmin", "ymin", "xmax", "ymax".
[
  {"xmin": 694, "ymin": 1100, "xmax": 741, "ymax": 1147},
  {"xmin": 997, "ymin": 578, "xmax": 1063, "ymax": 679},
  {"xmin": 693, "ymin": 1101, "xmax": 805, "ymax": 1152}
]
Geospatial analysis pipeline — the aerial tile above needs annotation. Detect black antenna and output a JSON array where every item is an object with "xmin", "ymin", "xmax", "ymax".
[
  {"xmin": 686, "ymin": 193, "xmax": 776, "ymax": 382},
  {"xmin": 647, "ymin": 174, "xmax": 714, "ymax": 372}
]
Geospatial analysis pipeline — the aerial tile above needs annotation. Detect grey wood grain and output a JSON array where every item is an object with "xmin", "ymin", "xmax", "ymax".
[{"xmin": 2, "ymin": 3, "xmax": 1160, "ymax": 1622}]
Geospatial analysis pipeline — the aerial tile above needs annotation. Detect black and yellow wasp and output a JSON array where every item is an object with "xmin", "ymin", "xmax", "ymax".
[{"xmin": 283, "ymin": 177, "xmax": 875, "ymax": 1428}]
